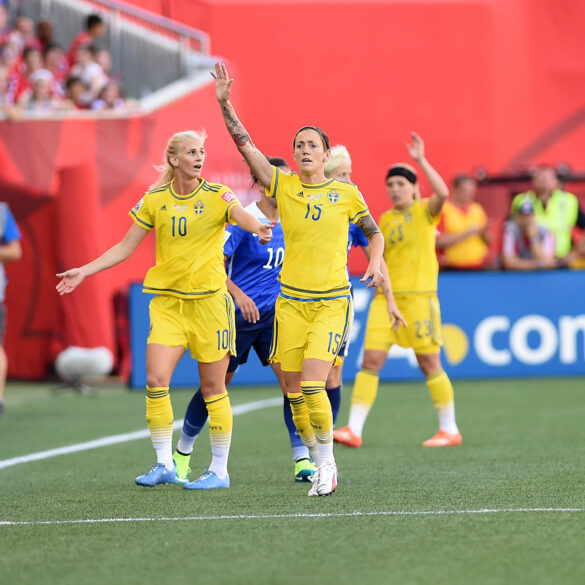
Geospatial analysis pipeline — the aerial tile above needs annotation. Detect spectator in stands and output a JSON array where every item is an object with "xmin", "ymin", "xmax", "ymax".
[
  {"xmin": 511, "ymin": 165, "xmax": 585, "ymax": 259},
  {"xmin": 9, "ymin": 16, "xmax": 35, "ymax": 51},
  {"xmin": 0, "ymin": 201, "xmax": 22, "ymax": 418},
  {"xmin": 436, "ymin": 174, "xmax": 491, "ymax": 269},
  {"xmin": 0, "ymin": 5, "xmax": 9, "ymax": 42},
  {"xmin": 64, "ymin": 75, "xmax": 87, "ymax": 109},
  {"xmin": 36, "ymin": 18, "xmax": 55, "ymax": 52},
  {"xmin": 70, "ymin": 43, "xmax": 108, "ymax": 104},
  {"xmin": 44, "ymin": 43, "xmax": 68, "ymax": 89},
  {"xmin": 91, "ymin": 81, "xmax": 125, "ymax": 110},
  {"xmin": 13, "ymin": 45, "xmax": 43, "ymax": 100},
  {"xmin": 68, "ymin": 13, "xmax": 106, "ymax": 64},
  {"xmin": 17, "ymin": 68, "xmax": 63, "ymax": 111},
  {"xmin": 501, "ymin": 200, "xmax": 556, "ymax": 270}
]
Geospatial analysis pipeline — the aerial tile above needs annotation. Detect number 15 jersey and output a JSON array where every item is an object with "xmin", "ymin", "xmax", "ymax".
[{"xmin": 268, "ymin": 167, "xmax": 369, "ymax": 301}]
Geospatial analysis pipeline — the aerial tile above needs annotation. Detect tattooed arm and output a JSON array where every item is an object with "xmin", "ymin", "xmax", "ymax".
[
  {"xmin": 357, "ymin": 213, "xmax": 406, "ymax": 329},
  {"xmin": 212, "ymin": 62, "xmax": 273, "ymax": 188}
]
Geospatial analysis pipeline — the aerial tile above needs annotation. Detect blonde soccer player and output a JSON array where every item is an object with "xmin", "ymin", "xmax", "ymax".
[
  {"xmin": 212, "ymin": 62, "xmax": 405, "ymax": 496},
  {"xmin": 56, "ymin": 130, "xmax": 272, "ymax": 489},
  {"xmin": 334, "ymin": 133, "xmax": 462, "ymax": 449},
  {"xmin": 323, "ymin": 146, "xmax": 369, "ymax": 424}
]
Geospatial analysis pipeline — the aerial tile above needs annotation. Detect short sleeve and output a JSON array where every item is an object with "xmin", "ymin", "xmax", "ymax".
[
  {"xmin": 221, "ymin": 190, "xmax": 242, "ymax": 225},
  {"xmin": 349, "ymin": 189, "xmax": 369, "ymax": 224},
  {"xmin": 349, "ymin": 222, "xmax": 369, "ymax": 248},
  {"xmin": 3, "ymin": 208, "xmax": 21, "ymax": 243},
  {"xmin": 129, "ymin": 195, "xmax": 154, "ymax": 230},
  {"xmin": 422, "ymin": 199, "xmax": 441, "ymax": 225},
  {"xmin": 224, "ymin": 224, "xmax": 246, "ymax": 257},
  {"xmin": 267, "ymin": 166, "xmax": 280, "ymax": 199}
]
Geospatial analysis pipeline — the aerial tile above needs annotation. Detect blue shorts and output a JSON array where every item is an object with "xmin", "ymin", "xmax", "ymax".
[{"xmin": 228, "ymin": 309, "xmax": 275, "ymax": 373}]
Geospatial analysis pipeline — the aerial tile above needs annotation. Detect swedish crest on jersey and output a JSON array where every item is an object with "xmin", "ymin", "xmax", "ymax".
[
  {"xmin": 327, "ymin": 190, "xmax": 340, "ymax": 204},
  {"xmin": 193, "ymin": 200, "xmax": 205, "ymax": 215}
]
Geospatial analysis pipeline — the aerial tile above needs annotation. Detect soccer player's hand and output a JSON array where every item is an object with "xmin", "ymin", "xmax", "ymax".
[
  {"xmin": 406, "ymin": 132, "xmax": 425, "ymax": 163},
  {"xmin": 386, "ymin": 297, "xmax": 407, "ymax": 331},
  {"xmin": 257, "ymin": 223, "xmax": 273, "ymax": 244},
  {"xmin": 56, "ymin": 268, "xmax": 86, "ymax": 295},
  {"xmin": 211, "ymin": 62, "xmax": 233, "ymax": 103},
  {"xmin": 234, "ymin": 292, "xmax": 260, "ymax": 323},
  {"xmin": 360, "ymin": 263, "xmax": 384, "ymax": 289}
]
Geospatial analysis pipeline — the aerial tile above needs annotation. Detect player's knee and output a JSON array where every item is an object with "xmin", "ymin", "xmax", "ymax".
[
  {"xmin": 146, "ymin": 374, "xmax": 170, "ymax": 389},
  {"xmin": 361, "ymin": 351, "xmax": 385, "ymax": 372}
]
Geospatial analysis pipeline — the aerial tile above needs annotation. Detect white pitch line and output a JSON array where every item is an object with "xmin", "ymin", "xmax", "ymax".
[
  {"xmin": 0, "ymin": 396, "xmax": 282, "ymax": 471},
  {"xmin": 1, "ymin": 508, "xmax": 583, "ymax": 527}
]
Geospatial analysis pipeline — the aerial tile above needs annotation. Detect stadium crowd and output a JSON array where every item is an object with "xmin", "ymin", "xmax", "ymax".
[{"xmin": 0, "ymin": 9, "xmax": 133, "ymax": 117}]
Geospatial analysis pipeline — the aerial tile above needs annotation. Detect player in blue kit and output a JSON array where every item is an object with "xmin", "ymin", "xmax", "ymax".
[{"xmin": 174, "ymin": 157, "xmax": 317, "ymax": 485}]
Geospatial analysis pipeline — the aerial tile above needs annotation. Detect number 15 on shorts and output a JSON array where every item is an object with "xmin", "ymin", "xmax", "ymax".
[{"xmin": 328, "ymin": 331, "xmax": 342, "ymax": 354}]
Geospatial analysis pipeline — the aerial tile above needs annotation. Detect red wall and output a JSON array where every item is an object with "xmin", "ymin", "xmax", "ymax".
[{"xmin": 125, "ymin": 0, "xmax": 585, "ymax": 261}]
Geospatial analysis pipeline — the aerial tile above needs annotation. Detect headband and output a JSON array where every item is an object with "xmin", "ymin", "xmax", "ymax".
[{"xmin": 386, "ymin": 167, "xmax": 417, "ymax": 184}]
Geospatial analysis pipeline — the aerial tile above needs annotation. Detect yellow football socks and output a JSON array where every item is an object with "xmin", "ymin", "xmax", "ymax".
[
  {"xmin": 204, "ymin": 391, "xmax": 232, "ymax": 479},
  {"xmin": 287, "ymin": 391, "xmax": 317, "ymax": 453},
  {"xmin": 146, "ymin": 386, "xmax": 174, "ymax": 470},
  {"xmin": 348, "ymin": 369, "xmax": 379, "ymax": 437},
  {"xmin": 301, "ymin": 381, "xmax": 335, "ymax": 464},
  {"xmin": 425, "ymin": 369, "xmax": 459, "ymax": 434}
]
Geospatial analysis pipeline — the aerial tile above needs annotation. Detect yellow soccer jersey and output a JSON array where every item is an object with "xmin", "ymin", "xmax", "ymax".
[
  {"xmin": 129, "ymin": 178, "xmax": 241, "ymax": 299},
  {"xmin": 380, "ymin": 198, "xmax": 439, "ymax": 295},
  {"xmin": 268, "ymin": 166, "xmax": 369, "ymax": 300}
]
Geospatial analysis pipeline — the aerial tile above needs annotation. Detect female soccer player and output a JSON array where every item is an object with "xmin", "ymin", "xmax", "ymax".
[
  {"xmin": 212, "ymin": 62, "xmax": 404, "ymax": 496},
  {"xmin": 56, "ymin": 130, "xmax": 272, "ymax": 489},
  {"xmin": 174, "ymin": 157, "xmax": 317, "ymax": 485},
  {"xmin": 323, "ymin": 145, "xmax": 369, "ymax": 424},
  {"xmin": 334, "ymin": 133, "xmax": 462, "ymax": 449}
]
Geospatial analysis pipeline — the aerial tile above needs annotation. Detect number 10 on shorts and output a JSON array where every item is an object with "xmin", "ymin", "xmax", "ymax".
[{"xmin": 216, "ymin": 329, "xmax": 229, "ymax": 350}]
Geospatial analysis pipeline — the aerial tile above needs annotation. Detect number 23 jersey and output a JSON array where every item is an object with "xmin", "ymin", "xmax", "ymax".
[
  {"xmin": 379, "ymin": 198, "xmax": 439, "ymax": 295},
  {"xmin": 268, "ymin": 167, "xmax": 369, "ymax": 300},
  {"xmin": 129, "ymin": 178, "xmax": 241, "ymax": 298}
]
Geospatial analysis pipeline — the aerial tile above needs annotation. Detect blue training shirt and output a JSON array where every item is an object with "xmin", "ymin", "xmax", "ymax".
[{"xmin": 224, "ymin": 201, "xmax": 285, "ymax": 317}]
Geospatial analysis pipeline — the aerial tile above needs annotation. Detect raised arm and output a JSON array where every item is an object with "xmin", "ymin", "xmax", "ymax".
[
  {"xmin": 356, "ymin": 214, "xmax": 407, "ymax": 329},
  {"xmin": 407, "ymin": 132, "xmax": 449, "ymax": 217},
  {"xmin": 56, "ymin": 223, "xmax": 149, "ymax": 295},
  {"xmin": 212, "ymin": 62, "xmax": 273, "ymax": 188}
]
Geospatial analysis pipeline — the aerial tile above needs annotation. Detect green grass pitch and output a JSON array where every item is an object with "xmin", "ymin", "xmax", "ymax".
[{"xmin": 1, "ymin": 377, "xmax": 584, "ymax": 585}]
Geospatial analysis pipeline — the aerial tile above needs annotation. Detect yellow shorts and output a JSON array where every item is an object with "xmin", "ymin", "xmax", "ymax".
[
  {"xmin": 147, "ymin": 293, "xmax": 236, "ymax": 363},
  {"xmin": 364, "ymin": 293, "xmax": 443, "ymax": 355},
  {"xmin": 271, "ymin": 295, "xmax": 352, "ymax": 372}
]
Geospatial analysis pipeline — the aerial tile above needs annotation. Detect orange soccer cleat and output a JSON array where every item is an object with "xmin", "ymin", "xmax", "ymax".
[
  {"xmin": 422, "ymin": 430, "xmax": 463, "ymax": 447},
  {"xmin": 333, "ymin": 426, "xmax": 363, "ymax": 448}
]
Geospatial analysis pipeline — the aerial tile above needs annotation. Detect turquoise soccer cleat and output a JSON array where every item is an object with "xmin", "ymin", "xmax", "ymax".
[
  {"xmin": 135, "ymin": 463, "xmax": 177, "ymax": 487},
  {"xmin": 173, "ymin": 451, "xmax": 192, "ymax": 485},
  {"xmin": 183, "ymin": 470, "xmax": 230, "ymax": 490},
  {"xmin": 294, "ymin": 458, "xmax": 316, "ymax": 483}
]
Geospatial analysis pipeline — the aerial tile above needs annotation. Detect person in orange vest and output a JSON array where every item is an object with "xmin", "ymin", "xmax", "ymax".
[{"xmin": 436, "ymin": 175, "xmax": 491, "ymax": 270}]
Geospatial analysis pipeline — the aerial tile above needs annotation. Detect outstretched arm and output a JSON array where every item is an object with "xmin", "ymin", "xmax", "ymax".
[
  {"xmin": 230, "ymin": 205, "xmax": 272, "ymax": 244},
  {"xmin": 407, "ymin": 132, "xmax": 449, "ymax": 217},
  {"xmin": 212, "ymin": 62, "xmax": 273, "ymax": 188},
  {"xmin": 56, "ymin": 223, "xmax": 149, "ymax": 295}
]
